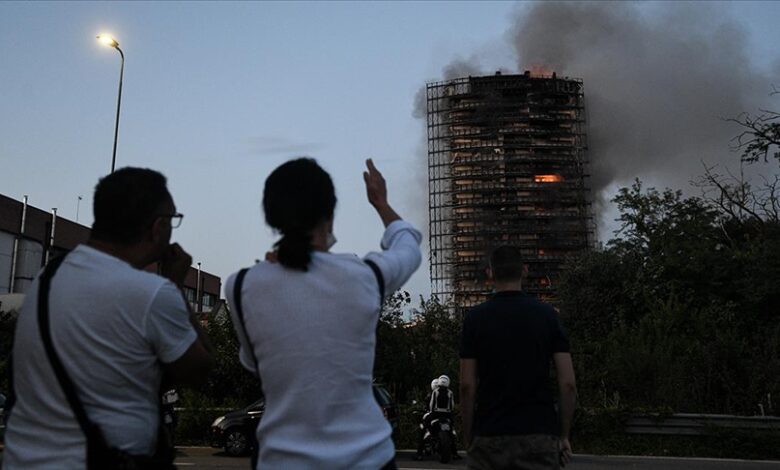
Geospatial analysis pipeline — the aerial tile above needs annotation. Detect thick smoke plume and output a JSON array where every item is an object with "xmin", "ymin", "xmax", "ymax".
[
  {"xmin": 415, "ymin": 2, "xmax": 779, "ymax": 228},
  {"xmin": 512, "ymin": 2, "xmax": 775, "ymax": 195},
  {"xmin": 410, "ymin": 55, "xmax": 487, "ymax": 239}
]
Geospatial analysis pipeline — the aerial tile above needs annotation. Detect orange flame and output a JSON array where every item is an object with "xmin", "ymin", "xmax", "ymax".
[
  {"xmin": 527, "ymin": 64, "xmax": 555, "ymax": 78},
  {"xmin": 534, "ymin": 174, "xmax": 563, "ymax": 183}
]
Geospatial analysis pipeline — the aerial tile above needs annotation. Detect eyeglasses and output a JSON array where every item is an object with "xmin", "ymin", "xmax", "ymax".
[{"xmin": 158, "ymin": 213, "xmax": 184, "ymax": 229}]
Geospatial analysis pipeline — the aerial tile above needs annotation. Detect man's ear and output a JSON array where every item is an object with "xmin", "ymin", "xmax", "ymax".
[
  {"xmin": 523, "ymin": 264, "xmax": 529, "ymax": 277},
  {"xmin": 485, "ymin": 266, "xmax": 493, "ymax": 282},
  {"xmin": 149, "ymin": 216, "xmax": 164, "ymax": 244}
]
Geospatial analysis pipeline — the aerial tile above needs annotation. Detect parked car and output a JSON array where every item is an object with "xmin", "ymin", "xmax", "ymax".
[
  {"xmin": 210, "ymin": 384, "xmax": 399, "ymax": 456},
  {"xmin": 210, "ymin": 397, "xmax": 264, "ymax": 456},
  {"xmin": 373, "ymin": 383, "xmax": 400, "ymax": 439}
]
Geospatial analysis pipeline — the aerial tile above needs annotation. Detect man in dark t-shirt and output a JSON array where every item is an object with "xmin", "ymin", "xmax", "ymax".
[{"xmin": 460, "ymin": 246, "xmax": 577, "ymax": 470}]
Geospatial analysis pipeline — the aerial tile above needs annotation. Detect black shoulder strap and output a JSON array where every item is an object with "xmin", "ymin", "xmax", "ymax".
[
  {"xmin": 364, "ymin": 259, "xmax": 385, "ymax": 305},
  {"xmin": 36, "ymin": 255, "xmax": 93, "ymax": 436},
  {"xmin": 233, "ymin": 268, "xmax": 249, "ymax": 318},
  {"xmin": 232, "ymin": 268, "xmax": 262, "ymax": 385},
  {"xmin": 5, "ymin": 343, "xmax": 15, "ymax": 421}
]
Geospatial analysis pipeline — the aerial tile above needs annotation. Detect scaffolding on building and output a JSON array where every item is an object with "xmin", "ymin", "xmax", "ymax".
[{"xmin": 427, "ymin": 72, "xmax": 593, "ymax": 310}]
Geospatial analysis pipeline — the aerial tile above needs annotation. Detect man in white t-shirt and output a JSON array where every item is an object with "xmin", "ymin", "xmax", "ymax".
[{"xmin": 3, "ymin": 168, "xmax": 214, "ymax": 469}]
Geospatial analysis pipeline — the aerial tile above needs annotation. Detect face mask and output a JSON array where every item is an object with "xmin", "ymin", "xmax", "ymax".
[{"xmin": 326, "ymin": 232, "xmax": 337, "ymax": 250}]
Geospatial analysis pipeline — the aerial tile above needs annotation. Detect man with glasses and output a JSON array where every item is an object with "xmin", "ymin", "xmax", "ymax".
[
  {"xmin": 4, "ymin": 167, "xmax": 214, "ymax": 469},
  {"xmin": 159, "ymin": 212, "xmax": 184, "ymax": 228}
]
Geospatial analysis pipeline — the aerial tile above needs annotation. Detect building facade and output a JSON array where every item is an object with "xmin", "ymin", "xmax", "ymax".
[
  {"xmin": 0, "ymin": 193, "xmax": 221, "ymax": 314},
  {"xmin": 427, "ymin": 71, "xmax": 593, "ymax": 308}
]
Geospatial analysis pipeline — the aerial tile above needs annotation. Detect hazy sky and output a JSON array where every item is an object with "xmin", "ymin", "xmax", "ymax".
[{"xmin": 2, "ymin": 1, "xmax": 779, "ymax": 301}]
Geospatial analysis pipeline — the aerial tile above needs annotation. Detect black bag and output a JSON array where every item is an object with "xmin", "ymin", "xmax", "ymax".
[{"xmin": 37, "ymin": 255, "xmax": 176, "ymax": 470}]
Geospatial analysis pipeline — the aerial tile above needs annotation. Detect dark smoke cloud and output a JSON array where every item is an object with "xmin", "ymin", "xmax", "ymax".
[
  {"xmin": 415, "ymin": 2, "xmax": 779, "ymax": 224},
  {"xmin": 511, "ymin": 2, "xmax": 775, "ymax": 194},
  {"xmin": 441, "ymin": 57, "xmax": 485, "ymax": 81},
  {"xmin": 409, "ymin": 55, "xmax": 487, "ymax": 239},
  {"xmin": 413, "ymin": 56, "xmax": 485, "ymax": 120}
]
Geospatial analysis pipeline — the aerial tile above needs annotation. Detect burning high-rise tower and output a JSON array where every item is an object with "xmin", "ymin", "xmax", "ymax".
[{"xmin": 426, "ymin": 71, "xmax": 592, "ymax": 308}]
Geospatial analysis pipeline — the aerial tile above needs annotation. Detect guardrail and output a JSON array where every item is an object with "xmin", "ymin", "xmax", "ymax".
[
  {"xmin": 173, "ymin": 407, "xmax": 232, "ymax": 413},
  {"xmin": 625, "ymin": 413, "xmax": 780, "ymax": 436}
]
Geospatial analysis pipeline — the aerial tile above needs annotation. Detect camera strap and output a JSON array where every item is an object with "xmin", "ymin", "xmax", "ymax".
[{"xmin": 36, "ymin": 254, "xmax": 95, "ymax": 435}]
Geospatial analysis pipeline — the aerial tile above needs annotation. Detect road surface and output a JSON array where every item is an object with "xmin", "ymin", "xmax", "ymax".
[
  {"xmin": 173, "ymin": 447, "xmax": 780, "ymax": 469},
  {"xmin": 3, "ymin": 446, "xmax": 779, "ymax": 468}
]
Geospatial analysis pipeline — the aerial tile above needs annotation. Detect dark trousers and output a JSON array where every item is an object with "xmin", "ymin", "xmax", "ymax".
[{"xmin": 467, "ymin": 434, "xmax": 559, "ymax": 470}]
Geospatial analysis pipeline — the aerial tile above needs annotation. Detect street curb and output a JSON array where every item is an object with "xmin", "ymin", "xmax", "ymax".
[
  {"xmin": 568, "ymin": 454, "xmax": 780, "ymax": 464},
  {"xmin": 173, "ymin": 447, "xmax": 780, "ymax": 464}
]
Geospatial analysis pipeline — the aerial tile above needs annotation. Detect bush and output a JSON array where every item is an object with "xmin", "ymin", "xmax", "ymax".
[
  {"xmin": 560, "ymin": 182, "xmax": 780, "ymax": 417},
  {"xmin": 173, "ymin": 392, "xmax": 234, "ymax": 446}
]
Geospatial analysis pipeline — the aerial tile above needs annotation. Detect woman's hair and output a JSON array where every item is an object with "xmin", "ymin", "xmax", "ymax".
[{"xmin": 263, "ymin": 158, "xmax": 337, "ymax": 271}]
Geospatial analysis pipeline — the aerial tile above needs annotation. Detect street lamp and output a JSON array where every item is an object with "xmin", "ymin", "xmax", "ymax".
[{"xmin": 96, "ymin": 33, "xmax": 124, "ymax": 173}]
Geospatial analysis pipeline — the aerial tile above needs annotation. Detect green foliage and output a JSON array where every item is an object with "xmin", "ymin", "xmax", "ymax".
[
  {"xmin": 373, "ymin": 291, "xmax": 415, "ymax": 401},
  {"xmin": 559, "ymin": 180, "xmax": 780, "ymax": 416},
  {"xmin": 174, "ymin": 394, "xmax": 229, "ymax": 445},
  {"xmin": 174, "ymin": 307, "xmax": 261, "ymax": 440},
  {"xmin": 166, "ymin": 309, "xmax": 262, "ymax": 445},
  {"xmin": 374, "ymin": 293, "xmax": 462, "ymax": 405},
  {"xmin": 189, "ymin": 310, "xmax": 260, "ymax": 408}
]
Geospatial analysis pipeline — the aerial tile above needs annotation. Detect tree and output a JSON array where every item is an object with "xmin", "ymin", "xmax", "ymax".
[
  {"xmin": 558, "ymin": 180, "xmax": 780, "ymax": 414},
  {"xmin": 374, "ymin": 293, "xmax": 462, "ymax": 404},
  {"xmin": 182, "ymin": 306, "xmax": 260, "ymax": 408},
  {"xmin": 695, "ymin": 164, "xmax": 780, "ymax": 230},
  {"xmin": 728, "ymin": 86, "xmax": 780, "ymax": 165},
  {"xmin": 373, "ymin": 291, "xmax": 414, "ymax": 401}
]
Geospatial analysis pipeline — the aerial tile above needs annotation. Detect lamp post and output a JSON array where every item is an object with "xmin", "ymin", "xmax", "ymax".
[{"xmin": 97, "ymin": 34, "xmax": 124, "ymax": 174}]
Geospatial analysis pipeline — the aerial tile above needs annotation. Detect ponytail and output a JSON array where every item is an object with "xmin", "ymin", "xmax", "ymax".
[{"xmin": 275, "ymin": 232, "xmax": 313, "ymax": 271}]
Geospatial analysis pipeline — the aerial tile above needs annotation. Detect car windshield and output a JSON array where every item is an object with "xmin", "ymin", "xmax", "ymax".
[
  {"xmin": 247, "ymin": 398, "xmax": 265, "ymax": 412},
  {"xmin": 373, "ymin": 386, "xmax": 392, "ymax": 406}
]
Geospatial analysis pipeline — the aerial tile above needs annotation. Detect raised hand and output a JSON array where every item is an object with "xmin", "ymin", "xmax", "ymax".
[
  {"xmin": 160, "ymin": 243, "xmax": 192, "ymax": 287},
  {"xmin": 362, "ymin": 158, "xmax": 401, "ymax": 227},
  {"xmin": 363, "ymin": 158, "xmax": 388, "ymax": 209}
]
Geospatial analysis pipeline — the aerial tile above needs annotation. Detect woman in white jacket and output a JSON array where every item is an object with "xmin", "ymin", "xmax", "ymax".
[{"xmin": 226, "ymin": 158, "xmax": 422, "ymax": 470}]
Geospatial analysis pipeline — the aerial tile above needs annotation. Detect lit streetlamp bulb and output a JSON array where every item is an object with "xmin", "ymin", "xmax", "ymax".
[{"xmin": 97, "ymin": 34, "xmax": 119, "ymax": 48}]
